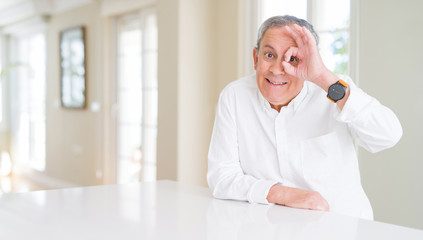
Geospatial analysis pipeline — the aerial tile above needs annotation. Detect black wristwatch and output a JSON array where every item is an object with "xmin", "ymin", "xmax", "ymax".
[{"xmin": 327, "ymin": 80, "xmax": 348, "ymax": 103}]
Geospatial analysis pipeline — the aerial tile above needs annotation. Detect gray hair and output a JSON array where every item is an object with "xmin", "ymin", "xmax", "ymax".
[{"xmin": 255, "ymin": 15, "xmax": 319, "ymax": 50}]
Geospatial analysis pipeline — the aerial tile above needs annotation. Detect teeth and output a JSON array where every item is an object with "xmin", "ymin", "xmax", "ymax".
[{"xmin": 266, "ymin": 78, "xmax": 287, "ymax": 85}]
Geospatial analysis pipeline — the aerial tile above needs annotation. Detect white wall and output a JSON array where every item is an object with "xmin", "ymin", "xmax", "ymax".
[
  {"xmin": 156, "ymin": 0, "xmax": 240, "ymax": 186},
  {"xmin": 156, "ymin": 0, "xmax": 180, "ymax": 181},
  {"xmin": 216, "ymin": 0, "xmax": 242, "ymax": 92},
  {"xmin": 358, "ymin": 0, "xmax": 423, "ymax": 229},
  {"xmin": 45, "ymin": 1, "xmax": 104, "ymax": 186},
  {"xmin": 177, "ymin": 0, "xmax": 216, "ymax": 186}
]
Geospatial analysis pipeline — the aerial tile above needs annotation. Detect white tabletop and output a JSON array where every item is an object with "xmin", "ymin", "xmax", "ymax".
[{"xmin": 0, "ymin": 180, "xmax": 422, "ymax": 240}]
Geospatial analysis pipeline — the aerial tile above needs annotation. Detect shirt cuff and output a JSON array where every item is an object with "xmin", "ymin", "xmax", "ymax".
[
  {"xmin": 335, "ymin": 81, "xmax": 374, "ymax": 123},
  {"xmin": 247, "ymin": 179, "xmax": 279, "ymax": 204}
]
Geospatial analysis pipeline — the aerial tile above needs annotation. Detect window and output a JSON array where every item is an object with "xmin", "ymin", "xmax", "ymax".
[
  {"xmin": 309, "ymin": 0, "xmax": 350, "ymax": 75},
  {"xmin": 0, "ymin": 55, "xmax": 3, "ymax": 125},
  {"xmin": 246, "ymin": 0, "xmax": 352, "ymax": 76},
  {"xmin": 9, "ymin": 33, "xmax": 46, "ymax": 171},
  {"xmin": 113, "ymin": 8, "xmax": 158, "ymax": 183},
  {"xmin": 259, "ymin": 0, "xmax": 307, "ymax": 21},
  {"xmin": 0, "ymin": 36, "xmax": 5, "ymax": 126}
]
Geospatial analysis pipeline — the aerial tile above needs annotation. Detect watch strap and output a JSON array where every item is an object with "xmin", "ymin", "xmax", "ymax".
[{"xmin": 338, "ymin": 79, "xmax": 348, "ymax": 88}]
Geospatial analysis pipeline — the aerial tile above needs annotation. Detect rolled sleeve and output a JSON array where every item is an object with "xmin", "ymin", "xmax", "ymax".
[
  {"xmin": 334, "ymin": 76, "xmax": 374, "ymax": 123},
  {"xmin": 333, "ymin": 76, "xmax": 402, "ymax": 153},
  {"xmin": 247, "ymin": 180, "xmax": 279, "ymax": 204}
]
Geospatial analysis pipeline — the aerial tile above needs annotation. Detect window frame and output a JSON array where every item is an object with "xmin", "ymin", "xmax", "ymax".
[
  {"xmin": 0, "ymin": 35, "xmax": 8, "ymax": 131},
  {"xmin": 7, "ymin": 32, "xmax": 47, "ymax": 172},
  {"xmin": 107, "ymin": 6, "xmax": 158, "ymax": 184},
  {"xmin": 1, "ymin": 17, "xmax": 48, "ymax": 172}
]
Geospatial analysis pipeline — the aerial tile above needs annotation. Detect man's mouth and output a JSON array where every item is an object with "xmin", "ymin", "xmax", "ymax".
[{"xmin": 266, "ymin": 78, "xmax": 287, "ymax": 85}]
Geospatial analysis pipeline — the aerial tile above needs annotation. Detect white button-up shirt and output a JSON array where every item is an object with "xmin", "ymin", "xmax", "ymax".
[{"xmin": 207, "ymin": 74, "xmax": 402, "ymax": 220}]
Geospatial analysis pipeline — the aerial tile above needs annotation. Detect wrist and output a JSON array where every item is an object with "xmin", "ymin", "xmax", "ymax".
[
  {"xmin": 266, "ymin": 184, "xmax": 290, "ymax": 205},
  {"xmin": 311, "ymin": 70, "xmax": 339, "ymax": 92}
]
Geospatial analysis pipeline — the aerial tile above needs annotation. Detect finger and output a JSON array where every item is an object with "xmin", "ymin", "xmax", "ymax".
[
  {"xmin": 313, "ymin": 202, "xmax": 329, "ymax": 211},
  {"xmin": 282, "ymin": 46, "xmax": 299, "ymax": 77},
  {"xmin": 283, "ymin": 46, "xmax": 299, "ymax": 63},
  {"xmin": 284, "ymin": 25, "xmax": 304, "ymax": 47},
  {"xmin": 300, "ymin": 26, "xmax": 322, "ymax": 62},
  {"xmin": 300, "ymin": 26, "xmax": 317, "ymax": 47},
  {"xmin": 292, "ymin": 24, "xmax": 309, "ymax": 47},
  {"xmin": 282, "ymin": 61, "xmax": 295, "ymax": 76}
]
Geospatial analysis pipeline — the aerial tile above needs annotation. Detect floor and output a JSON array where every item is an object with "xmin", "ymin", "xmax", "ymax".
[{"xmin": 0, "ymin": 174, "xmax": 51, "ymax": 194}]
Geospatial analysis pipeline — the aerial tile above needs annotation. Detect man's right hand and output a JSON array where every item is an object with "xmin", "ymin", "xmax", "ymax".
[{"xmin": 267, "ymin": 184, "xmax": 330, "ymax": 211}]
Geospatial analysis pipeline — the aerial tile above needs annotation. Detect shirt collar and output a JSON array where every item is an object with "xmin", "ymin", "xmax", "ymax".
[{"xmin": 257, "ymin": 81, "xmax": 309, "ymax": 113}]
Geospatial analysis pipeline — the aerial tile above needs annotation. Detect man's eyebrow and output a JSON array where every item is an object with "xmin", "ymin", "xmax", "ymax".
[{"xmin": 263, "ymin": 44, "xmax": 275, "ymax": 50}]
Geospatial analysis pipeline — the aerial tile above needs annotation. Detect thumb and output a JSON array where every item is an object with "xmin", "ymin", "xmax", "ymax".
[{"xmin": 282, "ymin": 61, "xmax": 296, "ymax": 76}]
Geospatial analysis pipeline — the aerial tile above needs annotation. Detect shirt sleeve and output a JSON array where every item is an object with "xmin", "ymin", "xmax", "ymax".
[
  {"xmin": 334, "ymin": 76, "xmax": 403, "ymax": 153},
  {"xmin": 207, "ymin": 87, "xmax": 278, "ymax": 204}
]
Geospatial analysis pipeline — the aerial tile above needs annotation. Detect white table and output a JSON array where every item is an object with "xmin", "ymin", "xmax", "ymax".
[{"xmin": 0, "ymin": 180, "xmax": 422, "ymax": 239}]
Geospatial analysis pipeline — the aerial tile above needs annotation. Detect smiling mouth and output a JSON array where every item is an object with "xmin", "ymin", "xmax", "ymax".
[{"xmin": 266, "ymin": 78, "xmax": 287, "ymax": 85}]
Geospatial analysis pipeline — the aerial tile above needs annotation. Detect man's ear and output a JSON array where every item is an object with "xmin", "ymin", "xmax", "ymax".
[{"xmin": 253, "ymin": 48, "xmax": 258, "ymax": 70}]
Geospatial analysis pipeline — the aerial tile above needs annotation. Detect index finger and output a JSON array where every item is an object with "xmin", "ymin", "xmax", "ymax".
[
  {"xmin": 284, "ymin": 24, "xmax": 305, "ymax": 48},
  {"xmin": 299, "ymin": 25, "xmax": 317, "ymax": 47}
]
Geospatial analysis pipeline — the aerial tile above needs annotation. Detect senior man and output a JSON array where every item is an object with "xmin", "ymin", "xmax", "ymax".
[{"xmin": 207, "ymin": 15, "xmax": 402, "ymax": 220}]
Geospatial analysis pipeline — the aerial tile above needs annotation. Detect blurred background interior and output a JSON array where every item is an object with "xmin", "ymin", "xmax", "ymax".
[{"xmin": 0, "ymin": 0, "xmax": 422, "ymax": 230}]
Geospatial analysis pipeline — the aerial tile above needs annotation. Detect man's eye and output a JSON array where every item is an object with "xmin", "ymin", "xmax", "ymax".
[
  {"xmin": 289, "ymin": 56, "xmax": 299, "ymax": 66},
  {"xmin": 290, "ymin": 56, "xmax": 298, "ymax": 62},
  {"xmin": 265, "ymin": 53, "xmax": 274, "ymax": 58}
]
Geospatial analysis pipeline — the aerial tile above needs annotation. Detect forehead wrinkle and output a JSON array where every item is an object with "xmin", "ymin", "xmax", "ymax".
[
  {"xmin": 260, "ymin": 41, "xmax": 295, "ymax": 57},
  {"xmin": 262, "ymin": 27, "xmax": 297, "ymax": 49}
]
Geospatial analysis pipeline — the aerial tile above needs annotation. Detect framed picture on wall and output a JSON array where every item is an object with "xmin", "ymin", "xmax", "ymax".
[{"xmin": 60, "ymin": 26, "xmax": 86, "ymax": 109}]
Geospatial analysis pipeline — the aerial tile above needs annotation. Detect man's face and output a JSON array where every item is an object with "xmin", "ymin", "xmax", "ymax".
[{"xmin": 253, "ymin": 26, "xmax": 304, "ymax": 108}]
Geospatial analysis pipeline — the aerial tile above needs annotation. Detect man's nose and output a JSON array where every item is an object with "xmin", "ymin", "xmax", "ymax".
[{"xmin": 270, "ymin": 60, "xmax": 285, "ymax": 75}]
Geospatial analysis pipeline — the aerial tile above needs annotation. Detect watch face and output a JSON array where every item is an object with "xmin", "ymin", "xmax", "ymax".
[{"xmin": 328, "ymin": 83, "xmax": 346, "ymax": 101}]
